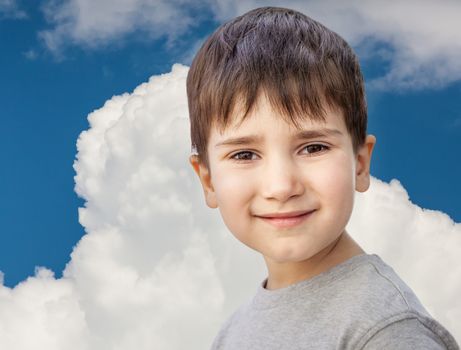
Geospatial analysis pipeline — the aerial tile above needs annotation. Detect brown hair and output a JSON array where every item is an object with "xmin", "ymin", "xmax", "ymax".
[{"xmin": 187, "ymin": 6, "xmax": 367, "ymax": 168}]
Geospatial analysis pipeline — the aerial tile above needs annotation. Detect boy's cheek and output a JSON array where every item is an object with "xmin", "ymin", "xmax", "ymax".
[
  {"xmin": 214, "ymin": 174, "xmax": 252, "ymax": 203},
  {"xmin": 311, "ymin": 154, "xmax": 354, "ymax": 188},
  {"xmin": 313, "ymin": 164, "xmax": 356, "ymax": 220}
]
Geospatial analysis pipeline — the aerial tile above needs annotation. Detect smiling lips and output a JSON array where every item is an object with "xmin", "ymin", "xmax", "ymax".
[{"xmin": 256, "ymin": 210, "xmax": 315, "ymax": 229}]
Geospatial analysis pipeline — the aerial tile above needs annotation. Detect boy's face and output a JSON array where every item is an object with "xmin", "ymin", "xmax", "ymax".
[{"xmin": 190, "ymin": 94, "xmax": 375, "ymax": 267}]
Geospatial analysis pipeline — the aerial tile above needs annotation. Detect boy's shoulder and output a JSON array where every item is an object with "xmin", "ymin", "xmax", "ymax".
[
  {"xmin": 329, "ymin": 253, "xmax": 428, "ymax": 317},
  {"xmin": 210, "ymin": 254, "xmax": 459, "ymax": 350},
  {"xmin": 323, "ymin": 254, "xmax": 443, "ymax": 343},
  {"xmin": 327, "ymin": 254, "xmax": 459, "ymax": 349}
]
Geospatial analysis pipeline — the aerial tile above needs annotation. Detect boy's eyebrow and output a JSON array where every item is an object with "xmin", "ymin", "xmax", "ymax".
[{"xmin": 214, "ymin": 128, "xmax": 343, "ymax": 148}]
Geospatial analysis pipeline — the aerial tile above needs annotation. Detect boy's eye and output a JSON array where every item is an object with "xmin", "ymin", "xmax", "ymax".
[
  {"xmin": 301, "ymin": 144, "xmax": 329, "ymax": 155},
  {"xmin": 230, "ymin": 151, "xmax": 257, "ymax": 161},
  {"xmin": 230, "ymin": 144, "xmax": 329, "ymax": 161}
]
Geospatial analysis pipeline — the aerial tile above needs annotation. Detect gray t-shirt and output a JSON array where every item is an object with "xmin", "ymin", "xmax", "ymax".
[{"xmin": 210, "ymin": 253, "xmax": 459, "ymax": 350}]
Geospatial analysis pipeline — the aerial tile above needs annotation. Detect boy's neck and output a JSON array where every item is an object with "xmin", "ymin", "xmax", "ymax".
[{"xmin": 263, "ymin": 231, "xmax": 365, "ymax": 290}]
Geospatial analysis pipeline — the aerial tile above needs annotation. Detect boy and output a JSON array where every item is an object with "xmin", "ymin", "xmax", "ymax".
[{"xmin": 187, "ymin": 6, "xmax": 459, "ymax": 350}]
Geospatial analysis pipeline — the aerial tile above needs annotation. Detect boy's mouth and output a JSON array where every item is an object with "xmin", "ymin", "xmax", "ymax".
[
  {"xmin": 257, "ymin": 210, "xmax": 315, "ymax": 219},
  {"xmin": 256, "ymin": 210, "xmax": 315, "ymax": 229}
]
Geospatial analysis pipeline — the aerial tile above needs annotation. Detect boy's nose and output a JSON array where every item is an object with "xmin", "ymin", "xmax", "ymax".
[{"xmin": 259, "ymin": 158, "xmax": 305, "ymax": 202}]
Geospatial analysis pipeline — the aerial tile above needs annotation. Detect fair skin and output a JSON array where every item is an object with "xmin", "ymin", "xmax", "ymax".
[{"xmin": 190, "ymin": 93, "xmax": 376, "ymax": 290}]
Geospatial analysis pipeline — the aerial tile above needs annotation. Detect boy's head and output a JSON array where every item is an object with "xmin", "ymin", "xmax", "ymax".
[{"xmin": 187, "ymin": 7, "xmax": 376, "ymax": 268}]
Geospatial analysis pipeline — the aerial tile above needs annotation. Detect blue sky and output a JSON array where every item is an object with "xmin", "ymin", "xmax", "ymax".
[{"xmin": 0, "ymin": 0, "xmax": 460, "ymax": 293}]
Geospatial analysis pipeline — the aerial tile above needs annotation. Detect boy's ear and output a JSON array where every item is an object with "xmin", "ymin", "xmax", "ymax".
[
  {"xmin": 189, "ymin": 154, "xmax": 218, "ymax": 208},
  {"xmin": 355, "ymin": 134, "xmax": 376, "ymax": 193}
]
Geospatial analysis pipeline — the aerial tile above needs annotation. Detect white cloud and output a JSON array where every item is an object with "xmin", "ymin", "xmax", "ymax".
[
  {"xmin": 23, "ymin": 49, "xmax": 38, "ymax": 60},
  {"xmin": 38, "ymin": 0, "xmax": 208, "ymax": 55},
  {"xmin": 0, "ymin": 0, "xmax": 26, "ymax": 19},
  {"xmin": 0, "ymin": 268, "xmax": 91, "ymax": 349},
  {"xmin": 0, "ymin": 65, "xmax": 459, "ymax": 348}
]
